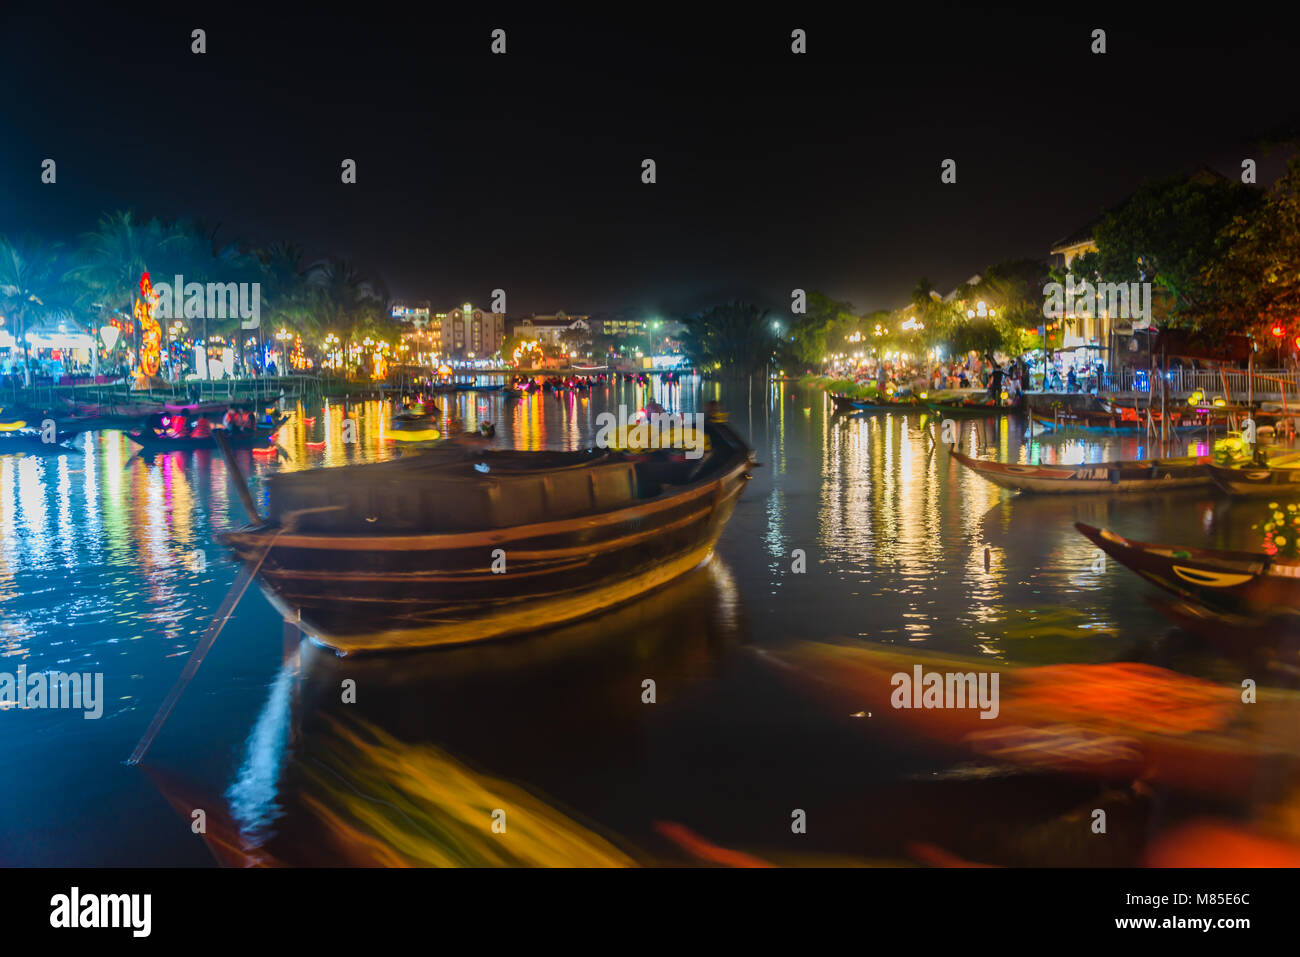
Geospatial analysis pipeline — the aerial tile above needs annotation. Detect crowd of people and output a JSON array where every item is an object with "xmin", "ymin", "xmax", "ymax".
[
  {"xmin": 838, "ymin": 352, "xmax": 1107, "ymax": 400},
  {"xmin": 853, "ymin": 353, "xmax": 1029, "ymax": 404}
]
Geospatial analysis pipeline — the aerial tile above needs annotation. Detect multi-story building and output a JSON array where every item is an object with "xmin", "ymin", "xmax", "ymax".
[
  {"xmin": 508, "ymin": 311, "xmax": 592, "ymax": 348},
  {"xmin": 442, "ymin": 303, "xmax": 505, "ymax": 358},
  {"xmin": 598, "ymin": 316, "xmax": 644, "ymax": 337}
]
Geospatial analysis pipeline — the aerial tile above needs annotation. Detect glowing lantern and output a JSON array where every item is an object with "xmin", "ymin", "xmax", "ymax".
[{"xmin": 133, "ymin": 272, "xmax": 161, "ymax": 382}]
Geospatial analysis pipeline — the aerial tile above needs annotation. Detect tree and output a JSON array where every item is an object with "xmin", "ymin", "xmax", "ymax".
[
  {"xmin": 679, "ymin": 301, "xmax": 793, "ymax": 377},
  {"xmin": 1197, "ymin": 156, "xmax": 1300, "ymax": 336},
  {"xmin": 66, "ymin": 211, "xmax": 179, "ymax": 367},
  {"xmin": 1093, "ymin": 173, "xmax": 1261, "ymax": 326},
  {"xmin": 789, "ymin": 291, "xmax": 857, "ymax": 366},
  {"xmin": 0, "ymin": 237, "xmax": 70, "ymax": 386},
  {"xmin": 306, "ymin": 257, "xmax": 386, "ymax": 374}
]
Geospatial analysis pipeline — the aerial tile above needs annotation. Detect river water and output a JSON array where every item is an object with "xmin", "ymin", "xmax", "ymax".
[{"xmin": 0, "ymin": 377, "xmax": 1294, "ymax": 866}]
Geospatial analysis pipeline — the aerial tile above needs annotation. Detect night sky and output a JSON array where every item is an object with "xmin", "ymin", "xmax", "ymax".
[{"xmin": 3, "ymin": 4, "xmax": 1298, "ymax": 317}]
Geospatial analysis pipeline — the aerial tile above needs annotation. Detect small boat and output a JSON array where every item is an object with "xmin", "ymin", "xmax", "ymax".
[
  {"xmin": 829, "ymin": 392, "xmax": 920, "ymax": 413},
  {"xmin": 1030, "ymin": 409, "xmax": 1207, "ymax": 435},
  {"xmin": 383, "ymin": 427, "xmax": 442, "ymax": 442},
  {"xmin": 950, "ymin": 449, "xmax": 1211, "ymax": 494},
  {"xmin": 164, "ymin": 400, "xmax": 232, "ymax": 417},
  {"xmin": 221, "ymin": 417, "xmax": 754, "ymax": 652},
  {"xmin": 926, "ymin": 397, "xmax": 1023, "ymax": 418},
  {"xmin": 1075, "ymin": 521, "xmax": 1300, "ymax": 622},
  {"xmin": 127, "ymin": 417, "xmax": 287, "ymax": 450},
  {"xmin": 430, "ymin": 382, "xmax": 505, "ymax": 394},
  {"xmin": 1206, "ymin": 460, "xmax": 1300, "ymax": 498}
]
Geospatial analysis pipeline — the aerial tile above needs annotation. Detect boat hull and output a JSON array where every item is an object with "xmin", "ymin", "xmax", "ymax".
[
  {"xmin": 1030, "ymin": 410, "xmax": 1207, "ymax": 435},
  {"xmin": 222, "ymin": 431, "xmax": 754, "ymax": 652},
  {"xmin": 1075, "ymin": 522, "xmax": 1300, "ymax": 620},
  {"xmin": 1206, "ymin": 462, "xmax": 1300, "ymax": 498},
  {"xmin": 926, "ymin": 400, "xmax": 1022, "ymax": 418},
  {"xmin": 127, "ymin": 418, "xmax": 286, "ymax": 450},
  {"xmin": 951, "ymin": 449, "xmax": 1210, "ymax": 494}
]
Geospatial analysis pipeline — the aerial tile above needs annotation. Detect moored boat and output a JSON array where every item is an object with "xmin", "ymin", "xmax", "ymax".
[
  {"xmin": 1030, "ymin": 409, "xmax": 1207, "ymax": 435},
  {"xmin": 950, "ymin": 448, "xmax": 1211, "ymax": 494},
  {"xmin": 1206, "ymin": 461, "xmax": 1300, "ymax": 498},
  {"xmin": 221, "ymin": 417, "xmax": 755, "ymax": 652},
  {"xmin": 1075, "ymin": 521, "xmax": 1300, "ymax": 622},
  {"xmin": 925, "ymin": 397, "xmax": 1023, "ymax": 418},
  {"xmin": 830, "ymin": 392, "xmax": 920, "ymax": 413}
]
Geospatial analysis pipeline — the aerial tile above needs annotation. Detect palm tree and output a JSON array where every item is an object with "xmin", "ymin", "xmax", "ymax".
[
  {"xmin": 66, "ymin": 211, "xmax": 178, "ymax": 370},
  {"xmin": 307, "ymin": 257, "xmax": 377, "ymax": 374},
  {"xmin": 0, "ymin": 236, "xmax": 70, "ymax": 387}
]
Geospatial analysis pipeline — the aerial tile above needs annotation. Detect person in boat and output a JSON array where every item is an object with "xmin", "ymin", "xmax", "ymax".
[
  {"xmin": 222, "ymin": 407, "xmax": 240, "ymax": 431},
  {"xmin": 147, "ymin": 412, "xmax": 167, "ymax": 436},
  {"xmin": 166, "ymin": 415, "xmax": 190, "ymax": 439},
  {"xmin": 191, "ymin": 415, "xmax": 214, "ymax": 439}
]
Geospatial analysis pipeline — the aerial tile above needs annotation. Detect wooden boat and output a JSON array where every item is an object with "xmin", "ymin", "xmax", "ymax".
[
  {"xmin": 766, "ymin": 641, "xmax": 1300, "ymax": 801},
  {"xmin": 830, "ymin": 392, "xmax": 918, "ymax": 413},
  {"xmin": 1075, "ymin": 521, "xmax": 1300, "ymax": 622},
  {"xmin": 950, "ymin": 448, "xmax": 1210, "ymax": 494},
  {"xmin": 221, "ymin": 418, "xmax": 755, "ymax": 652},
  {"xmin": 1206, "ymin": 461, "xmax": 1300, "ymax": 498},
  {"xmin": 430, "ymin": 382, "xmax": 505, "ymax": 393},
  {"xmin": 1030, "ymin": 409, "xmax": 1206, "ymax": 435},
  {"xmin": 127, "ymin": 416, "xmax": 287, "ymax": 450},
  {"xmin": 925, "ymin": 397, "xmax": 1023, "ymax": 418}
]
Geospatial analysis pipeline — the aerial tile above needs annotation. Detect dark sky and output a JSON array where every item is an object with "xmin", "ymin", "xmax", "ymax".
[{"xmin": 2, "ymin": 4, "xmax": 1298, "ymax": 318}]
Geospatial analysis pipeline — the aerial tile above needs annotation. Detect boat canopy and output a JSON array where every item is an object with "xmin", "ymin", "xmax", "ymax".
[{"xmin": 266, "ymin": 447, "xmax": 641, "ymax": 533}]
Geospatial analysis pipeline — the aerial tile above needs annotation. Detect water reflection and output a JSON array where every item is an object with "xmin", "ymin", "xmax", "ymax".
[{"xmin": 0, "ymin": 380, "xmax": 1296, "ymax": 866}]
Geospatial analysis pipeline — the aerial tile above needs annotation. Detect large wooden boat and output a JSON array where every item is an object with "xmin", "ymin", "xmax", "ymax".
[
  {"xmin": 221, "ymin": 418, "xmax": 755, "ymax": 652},
  {"xmin": 950, "ymin": 448, "xmax": 1211, "ymax": 494},
  {"xmin": 1075, "ymin": 521, "xmax": 1300, "ymax": 621}
]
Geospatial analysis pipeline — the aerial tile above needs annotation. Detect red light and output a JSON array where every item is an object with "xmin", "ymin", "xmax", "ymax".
[{"xmin": 1272, "ymin": 325, "xmax": 1285, "ymax": 338}]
